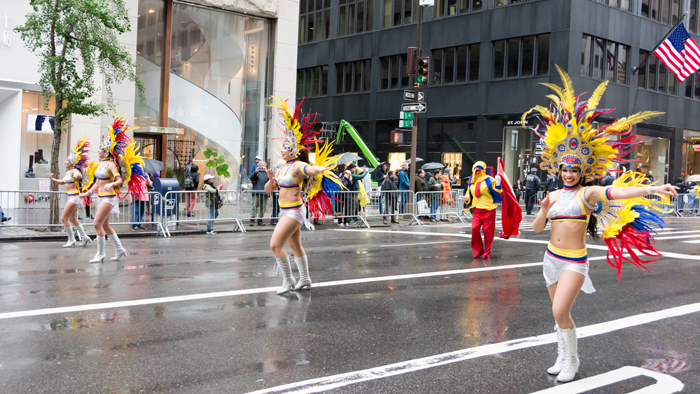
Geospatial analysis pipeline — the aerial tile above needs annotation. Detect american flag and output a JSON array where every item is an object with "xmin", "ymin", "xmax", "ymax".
[{"xmin": 654, "ymin": 22, "xmax": 700, "ymax": 82}]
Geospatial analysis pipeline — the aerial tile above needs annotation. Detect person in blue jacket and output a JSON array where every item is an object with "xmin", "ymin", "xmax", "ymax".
[{"xmin": 398, "ymin": 162, "xmax": 410, "ymax": 213}]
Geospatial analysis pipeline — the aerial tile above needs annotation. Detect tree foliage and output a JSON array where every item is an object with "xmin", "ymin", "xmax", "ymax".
[{"xmin": 15, "ymin": 0, "xmax": 145, "ymax": 225}]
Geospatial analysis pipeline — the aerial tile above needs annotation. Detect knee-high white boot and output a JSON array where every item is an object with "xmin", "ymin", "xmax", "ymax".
[
  {"xmin": 274, "ymin": 256, "xmax": 297, "ymax": 295},
  {"xmin": 556, "ymin": 327, "xmax": 580, "ymax": 382},
  {"xmin": 76, "ymin": 224, "xmax": 92, "ymax": 247},
  {"xmin": 547, "ymin": 326, "xmax": 565, "ymax": 375},
  {"xmin": 107, "ymin": 234, "xmax": 127, "ymax": 261},
  {"xmin": 293, "ymin": 255, "xmax": 312, "ymax": 291},
  {"xmin": 63, "ymin": 225, "xmax": 76, "ymax": 248},
  {"xmin": 89, "ymin": 236, "xmax": 106, "ymax": 263}
]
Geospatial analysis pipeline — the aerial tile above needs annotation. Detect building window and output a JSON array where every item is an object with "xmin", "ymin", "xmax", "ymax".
[
  {"xmin": 581, "ymin": 34, "xmax": 629, "ymax": 84},
  {"xmin": 336, "ymin": 60, "xmax": 372, "ymax": 94},
  {"xmin": 296, "ymin": 66, "xmax": 329, "ymax": 98},
  {"xmin": 432, "ymin": 44, "xmax": 480, "ymax": 84},
  {"xmin": 435, "ymin": 0, "xmax": 481, "ymax": 17},
  {"xmin": 383, "ymin": 0, "xmax": 416, "ymax": 27},
  {"xmin": 492, "ymin": 34, "xmax": 548, "ymax": 79},
  {"xmin": 495, "ymin": 0, "xmax": 535, "ymax": 6},
  {"xmin": 299, "ymin": 0, "xmax": 330, "ymax": 44},
  {"xmin": 339, "ymin": 0, "xmax": 373, "ymax": 36},
  {"xmin": 641, "ymin": 0, "xmax": 677, "ymax": 24},
  {"xmin": 595, "ymin": 0, "xmax": 631, "ymax": 11},
  {"xmin": 379, "ymin": 55, "xmax": 414, "ymax": 89},
  {"xmin": 638, "ymin": 49, "xmax": 678, "ymax": 95}
]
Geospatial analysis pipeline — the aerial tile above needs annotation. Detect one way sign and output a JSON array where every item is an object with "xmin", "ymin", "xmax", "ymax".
[
  {"xmin": 401, "ymin": 102, "xmax": 427, "ymax": 113},
  {"xmin": 403, "ymin": 90, "xmax": 425, "ymax": 102}
]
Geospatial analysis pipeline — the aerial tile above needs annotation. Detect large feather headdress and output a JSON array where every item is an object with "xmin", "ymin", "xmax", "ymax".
[
  {"xmin": 522, "ymin": 65, "xmax": 664, "ymax": 182},
  {"xmin": 66, "ymin": 136, "xmax": 90, "ymax": 171},
  {"xmin": 100, "ymin": 111, "xmax": 138, "ymax": 161},
  {"xmin": 269, "ymin": 97, "xmax": 321, "ymax": 157}
]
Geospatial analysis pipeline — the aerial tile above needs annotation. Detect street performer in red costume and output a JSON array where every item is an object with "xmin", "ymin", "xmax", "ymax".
[{"xmin": 462, "ymin": 160, "xmax": 521, "ymax": 259}]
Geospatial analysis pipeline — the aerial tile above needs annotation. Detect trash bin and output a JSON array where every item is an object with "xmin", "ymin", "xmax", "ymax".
[{"xmin": 152, "ymin": 178, "xmax": 179, "ymax": 216}]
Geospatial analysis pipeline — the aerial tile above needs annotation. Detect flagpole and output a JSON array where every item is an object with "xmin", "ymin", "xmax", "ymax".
[{"xmin": 632, "ymin": 11, "xmax": 688, "ymax": 75}]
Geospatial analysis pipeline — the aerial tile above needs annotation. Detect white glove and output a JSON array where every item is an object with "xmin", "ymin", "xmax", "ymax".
[{"xmin": 494, "ymin": 175, "xmax": 501, "ymax": 186}]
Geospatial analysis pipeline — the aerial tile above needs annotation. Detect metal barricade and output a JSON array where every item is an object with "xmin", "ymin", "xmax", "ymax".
[
  {"xmin": 415, "ymin": 190, "xmax": 463, "ymax": 223},
  {"xmin": 238, "ymin": 190, "xmax": 283, "ymax": 230},
  {"xmin": 103, "ymin": 191, "xmax": 167, "ymax": 237},
  {"xmin": 363, "ymin": 189, "xmax": 417, "ymax": 225},
  {"xmin": 331, "ymin": 190, "xmax": 371, "ymax": 228},
  {"xmin": 0, "ymin": 190, "xmax": 68, "ymax": 228},
  {"xmin": 674, "ymin": 193, "xmax": 700, "ymax": 217},
  {"xmin": 163, "ymin": 190, "xmax": 244, "ymax": 236}
]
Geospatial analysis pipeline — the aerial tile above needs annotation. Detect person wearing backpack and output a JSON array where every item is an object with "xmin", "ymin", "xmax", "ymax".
[
  {"xmin": 184, "ymin": 159, "xmax": 199, "ymax": 217},
  {"xmin": 201, "ymin": 174, "xmax": 219, "ymax": 234}
]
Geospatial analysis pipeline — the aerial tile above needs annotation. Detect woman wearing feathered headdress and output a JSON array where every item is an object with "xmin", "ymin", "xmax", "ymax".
[
  {"xmin": 80, "ymin": 113, "xmax": 146, "ymax": 263},
  {"xmin": 265, "ymin": 97, "xmax": 344, "ymax": 294},
  {"xmin": 47, "ymin": 136, "xmax": 92, "ymax": 248},
  {"xmin": 527, "ymin": 66, "xmax": 678, "ymax": 382}
]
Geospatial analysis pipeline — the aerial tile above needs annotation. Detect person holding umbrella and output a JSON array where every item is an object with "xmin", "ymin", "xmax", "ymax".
[{"xmin": 372, "ymin": 162, "xmax": 389, "ymax": 218}]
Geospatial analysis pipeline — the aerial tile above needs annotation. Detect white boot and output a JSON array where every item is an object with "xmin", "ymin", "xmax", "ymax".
[
  {"xmin": 293, "ymin": 255, "xmax": 312, "ymax": 291},
  {"xmin": 63, "ymin": 225, "xmax": 77, "ymax": 248},
  {"xmin": 547, "ymin": 326, "xmax": 565, "ymax": 375},
  {"xmin": 108, "ymin": 233, "xmax": 127, "ymax": 261},
  {"xmin": 89, "ymin": 236, "xmax": 106, "ymax": 263},
  {"xmin": 274, "ymin": 256, "xmax": 297, "ymax": 295},
  {"xmin": 76, "ymin": 224, "xmax": 92, "ymax": 247},
  {"xmin": 556, "ymin": 327, "xmax": 580, "ymax": 382}
]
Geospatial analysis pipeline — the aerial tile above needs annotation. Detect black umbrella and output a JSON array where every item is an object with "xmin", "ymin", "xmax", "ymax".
[
  {"xmin": 421, "ymin": 162, "xmax": 444, "ymax": 170},
  {"xmin": 143, "ymin": 159, "xmax": 164, "ymax": 174}
]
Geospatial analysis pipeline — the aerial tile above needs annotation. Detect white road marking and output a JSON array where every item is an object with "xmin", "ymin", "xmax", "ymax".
[
  {"xmin": 683, "ymin": 239, "xmax": 700, "ymax": 244},
  {"xmin": 530, "ymin": 366, "xmax": 683, "ymax": 393},
  {"xmin": 243, "ymin": 302, "xmax": 700, "ymax": 394},
  {"xmin": 0, "ymin": 261, "xmax": 553, "ymax": 320},
  {"xmin": 380, "ymin": 240, "xmax": 469, "ymax": 247},
  {"xmin": 654, "ymin": 234, "xmax": 700, "ymax": 240},
  {"xmin": 339, "ymin": 229, "xmax": 700, "ymax": 260}
]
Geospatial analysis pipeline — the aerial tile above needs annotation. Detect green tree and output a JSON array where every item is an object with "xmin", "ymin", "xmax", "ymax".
[{"xmin": 15, "ymin": 0, "xmax": 145, "ymax": 226}]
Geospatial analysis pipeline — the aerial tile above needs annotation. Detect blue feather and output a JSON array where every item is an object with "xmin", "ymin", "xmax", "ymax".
[{"xmin": 628, "ymin": 205, "xmax": 665, "ymax": 235}]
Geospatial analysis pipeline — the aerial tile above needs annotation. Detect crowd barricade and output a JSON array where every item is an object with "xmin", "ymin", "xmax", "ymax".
[
  {"xmin": 238, "ymin": 190, "xmax": 285, "ymax": 230},
  {"xmin": 674, "ymin": 193, "xmax": 700, "ymax": 217},
  {"xmin": 163, "ymin": 190, "xmax": 244, "ymax": 236},
  {"xmin": 330, "ymin": 190, "xmax": 372, "ymax": 228},
  {"xmin": 363, "ymin": 190, "xmax": 421, "ymax": 226},
  {"xmin": 415, "ymin": 190, "xmax": 464, "ymax": 223},
  {"xmin": 0, "ymin": 190, "xmax": 68, "ymax": 228},
  {"xmin": 98, "ymin": 191, "xmax": 168, "ymax": 237}
]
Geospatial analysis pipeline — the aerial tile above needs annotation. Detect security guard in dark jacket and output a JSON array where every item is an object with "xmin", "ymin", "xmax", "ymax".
[{"xmin": 524, "ymin": 168, "xmax": 541, "ymax": 215}]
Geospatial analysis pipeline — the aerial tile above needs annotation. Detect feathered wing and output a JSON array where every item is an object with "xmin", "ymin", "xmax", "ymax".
[
  {"xmin": 586, "ymin": 80, "xmax": 608, "ymax": 111},
  {"xmin": 306, "ymin": 140, "xmax": 345, "ymax": 222},
  {"xmin": 598, "ymin": 172, "xmax": 666, "ymax": 279},
  {"xmin": 603, "ymin": 111, "xmax": 665, "ymax": 133},
  {"xmin": 119, "ymin": 141, "xmax": 148, "ymax": 201},
  {"xmin": 81, "ymin": 161, "xmax": 98, "ymax": 205}
]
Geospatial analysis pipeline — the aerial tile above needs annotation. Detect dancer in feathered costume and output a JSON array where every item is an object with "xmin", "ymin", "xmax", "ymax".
[
  {"xmin": 48, "ymin": 136, "xmax": 93, "ymax": 248},
  {"xmin": 527, "ymin": 66, "xmax": 678, "ymax": 383},
  {"xmin": 265, "ymin": 97, "xmax": 344, "ymax": 294},
  {"xmin": 80, "ymin": 112, "xmax": 145, "ymax": 263}
]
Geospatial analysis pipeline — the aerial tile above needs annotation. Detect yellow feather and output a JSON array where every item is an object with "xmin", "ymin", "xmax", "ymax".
[
  {"xmin": 605, "ymin": 111, "xmax": 665, "ymax": 133},
  {"xmin": 555, "ymin": 65, "xmax": 576, "ymax": 112},
  {"xmin": 586, "ymin": 80, "xmax": 608, "ymax": 111},
  {"xmin": 521, "ymin": 105, "xmax": 553, "ymax": 125},
  {"xmin": 539, "ymin": 83, "xmax": 565, "ymax": 104}
]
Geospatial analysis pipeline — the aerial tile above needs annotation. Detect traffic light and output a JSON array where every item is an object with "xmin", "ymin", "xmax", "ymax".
[
  {"xmin": 417, "ymin": 57, "xmax": 430, "ymax": 84},
  {"xmin": 407, "ymin": 47, "xmax": 417, "ymax": 75},
  {"xmin": 391, "ymin": 129, "xmax": 405, "ymax": 144}
]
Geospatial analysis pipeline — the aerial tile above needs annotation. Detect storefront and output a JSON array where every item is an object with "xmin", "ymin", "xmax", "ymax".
[
  {"xmin": 632, "ymin": 136, "xmax": 670, "ymax": 184},
  {"xmin": 683, "ymin": 130, "xmax": 700, "ymax": 178},
  {"xmin": 133, "ymin": 0, "xmax": 271, "ymax": 190}
]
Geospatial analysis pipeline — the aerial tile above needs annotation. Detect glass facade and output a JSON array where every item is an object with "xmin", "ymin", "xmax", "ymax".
[{"xmin": 134, "ymin": 0, "xmax": 270, "ymax": 190}]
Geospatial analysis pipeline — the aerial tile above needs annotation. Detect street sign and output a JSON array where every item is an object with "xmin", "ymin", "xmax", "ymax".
[
  {"xmin": 401, "ymin": 102, "xmax": 427, "ymax": 113},
  {"xmin": 419, "ymin": 0, "xmax": 434, "ymax": 6},
  {"xmin": 399, "ymin": 120, "xmax": 413, "ymax": 128},
  {"xmin": 399, "ymin": 111, "xmax": 413, "ymax": 120},
  {"xmin": 403, "ymin": 90, "xmax": 425, "ymax": 102}
]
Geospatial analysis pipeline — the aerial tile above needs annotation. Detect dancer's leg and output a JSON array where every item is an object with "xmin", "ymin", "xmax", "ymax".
[
  {"xmin": 481, "ymin": 209, "xmax": 496, "ymax": 259},
  {"xmin": 549, "ymin": 270, "xmax": 585, "ymax": 382},
  {"xmin": 471, "ymin": 209, "xmax": 484, "ymax": 258},
  {"xmin": 270, "ymin": 216, "xmax": 301, "ymax": 293}
]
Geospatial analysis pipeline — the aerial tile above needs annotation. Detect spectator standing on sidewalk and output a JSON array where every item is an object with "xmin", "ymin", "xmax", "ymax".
[
  {"xmin": 201, "ymin": 174, "xmax": 219, "ymax": 234},
  {"xmin": 250, "ymin": 155, "xmax": 263, "ymax": 176},
  {"xmin": 131, "ymin": 176, "xmax": 153, "ymax": 231},
  {"xmin": 524, "ymin": 168, "xmax": 541, "ymax": 215},
  {"xmin": 382, "ymin": 170, "xmax": 399, "ymax": 224},
  {"xmin": 427, "ymin": 169, "xmax": 443, "ymax": 223},
  {"xmin": 415, "ymin": 169, "xmax": 429, "ymax": 220},
  {"xmin": 347, "ymin": 163, "xmax": 368, "ymax": 223},
  {"xmin": 184, "ymin": 159, "xmax": 199, "ymax": 217},
  {"xmin": 440, "ymin": 168, "xmax": 455, "ymax": 221},
  {"xmin": 250, "ymin": 160, "xmax": 270, "ymax": 226},
  {"xmin": 373, "ymin": 163, "xmax": 389, "ymax": 218},
  {"xmin": 398, "ymin": 163, "xmax": 410, "ymax": 213}
]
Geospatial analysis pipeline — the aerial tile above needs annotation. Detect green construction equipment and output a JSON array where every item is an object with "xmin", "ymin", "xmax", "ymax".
[{"xmin": 336, "ymin": 120, "xmax": 380, "ymax": 168}]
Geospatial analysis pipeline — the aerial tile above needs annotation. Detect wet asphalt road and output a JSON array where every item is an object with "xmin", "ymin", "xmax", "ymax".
[{"xmin": 0, "ymin": 215, "xmax": 699, "ymax": 393}]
